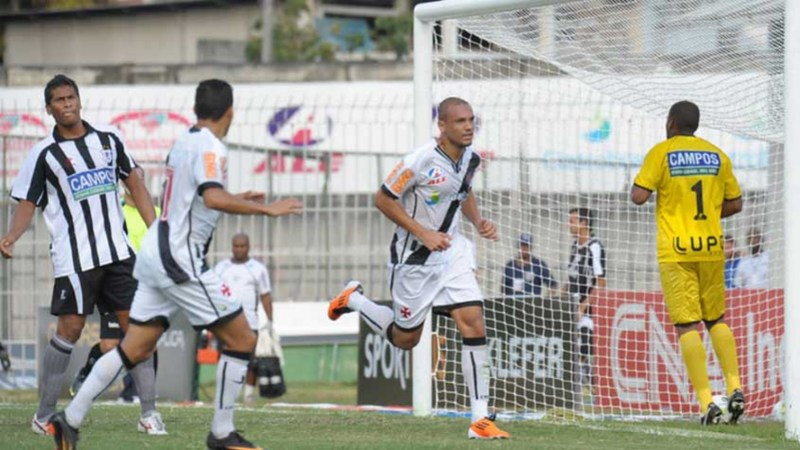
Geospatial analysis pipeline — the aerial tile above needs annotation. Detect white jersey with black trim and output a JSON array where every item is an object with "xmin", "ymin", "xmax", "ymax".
[
  {"xmin": 135, "ymin": 126, "xmax": 227, "ymax": 288},
  {"xmin": 382, "ymin": 139, "xmax": 481, "ymax": 266},
  {"xmin": 214, "ymin": 258, "xmax": 271, "ymax": 330},
  {"xmin": 10, "ymin": 121, "xmax": 136, "ymax": 277}
]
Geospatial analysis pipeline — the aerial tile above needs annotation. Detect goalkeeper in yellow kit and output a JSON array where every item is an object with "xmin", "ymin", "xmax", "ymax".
[{"xmin": 631, "ymin": 101, "xmax": 744, "ymax": 425}]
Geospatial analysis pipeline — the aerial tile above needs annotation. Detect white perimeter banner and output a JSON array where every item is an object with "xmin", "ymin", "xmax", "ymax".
[{"xmin": 0, "ymin": 79, "xmax": 772, "ymax": 195}]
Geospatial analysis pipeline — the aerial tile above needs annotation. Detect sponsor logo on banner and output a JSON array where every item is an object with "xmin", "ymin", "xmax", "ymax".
[
  {"xmin": 593, "ymin": 290, "xmax": 783, "ymax": 416},
  {"xmin": 583, "ymin": 114, "xmax": 611, "ymax": 143},
  {"xmin": 267, "ymin": 106, "xmax": 333, "ymax": 148},
  {"xmin": 110, "ymin": 110, "xmax": 191, "ymax": 163},
  {"xmin": 0, "ymin": 113, "xmax": 47, "ymax": 135},
  {"xmin": 0, "ymin": 114, "xmax": 48, "ymax": 178},
  {"xmin": 68, "ymin": 167, "xmax": 117, "ymax": 201},
  {"xmin": 252, "ymin": 152, "xmax": 343, "ymax": 175}
]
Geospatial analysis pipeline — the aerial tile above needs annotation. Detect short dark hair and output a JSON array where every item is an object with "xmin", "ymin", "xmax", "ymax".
[
  {"xmin": 437, "ymin": 97, "xmax": 470, "ymax": 121},
  {"xmin": 44, "ymin": 74, "xmax": 79, "ymax": 105},
  {"xmin": 668, "ymin": 100, "xmax": 700, "ymax": 134},
  {"xmin": 724, "ymin": 234, "xmax": 735, "ymax": 242},
  {"xmin": 569, "ymin": 207, "xmax": 595, "ymax": 232},
  {"xmin": 195, "ymin": 79, "xmax": 233, "ymax": 121}
]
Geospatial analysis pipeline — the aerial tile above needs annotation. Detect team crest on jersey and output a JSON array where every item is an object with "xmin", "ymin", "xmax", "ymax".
[
  {"xmin": 102, "ymin": 148, "xmax": 114, "ymax": 166},
  {"xmin": 426, "ymin": 166, "xmax": 446, "ymax": 185},
  {"xmin": 67, "ymin": 167, "xmax": 117, "ymax": 201}
]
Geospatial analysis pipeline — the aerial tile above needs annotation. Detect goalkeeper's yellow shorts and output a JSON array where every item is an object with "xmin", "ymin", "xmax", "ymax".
[{"xmin": 659, "ymin": 261, "xmax": 725, "ymax": 325}]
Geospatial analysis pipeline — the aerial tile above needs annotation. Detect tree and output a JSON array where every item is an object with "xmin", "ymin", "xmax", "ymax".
[
  {"xmin": 374, "ymin": 14, "xmax": 413, "ymax": 60},
  {"xmin": 247, "ymin": 0, "xmax": 335, "ymax": 63}
]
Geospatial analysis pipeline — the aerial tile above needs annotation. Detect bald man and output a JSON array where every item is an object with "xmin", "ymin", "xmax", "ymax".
[{"xmin": 214, "ymin": 233, "xmax": 273, "ymax": 403}]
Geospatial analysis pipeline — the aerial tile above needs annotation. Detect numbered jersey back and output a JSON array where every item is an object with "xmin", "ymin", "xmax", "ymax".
[
  {"xmin": 135, "ymin": 126, "xmax": 227, "ymax": 287},
  {"xmin": 634, "ymin": 135, "xmax": 741, "ymax": 262}
]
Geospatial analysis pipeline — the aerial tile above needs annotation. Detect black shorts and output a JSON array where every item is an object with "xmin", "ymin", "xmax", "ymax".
[
  {"xmin": 50, "ymin": 257, "xmax": 137, "ymax": 316},
  {"xmin": 100, "ymin": 312, "xmax": 123, "ymax": 340}
]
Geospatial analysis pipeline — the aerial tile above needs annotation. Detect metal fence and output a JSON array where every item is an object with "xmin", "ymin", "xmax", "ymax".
[{"xmin": 0, "ymin": 81, "xmax": 779, "ymax": 341}]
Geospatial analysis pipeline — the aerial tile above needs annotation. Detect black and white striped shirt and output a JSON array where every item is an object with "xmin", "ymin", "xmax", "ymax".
[
  {"xmin": 567, "ymin": 236, "xmax": 606, "ymax": 302},
  {"xmin": 10, "ymin": 121, "xmax": 136, "ymax": 277}
]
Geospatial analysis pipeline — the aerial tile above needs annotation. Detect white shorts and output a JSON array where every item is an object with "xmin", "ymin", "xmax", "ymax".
[
  {"xmin": 129, "ymin": 269, "xmax": 242, "ymax": 330},
  {"xmin": 390, "ymin": 237, "xmax": 483, "ymax": 330}
]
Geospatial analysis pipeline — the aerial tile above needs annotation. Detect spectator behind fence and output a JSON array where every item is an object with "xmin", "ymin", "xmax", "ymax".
[
  {"xmin": 724, "ymin": 235, "xmax": 740, "ymax": 289},
  {"xmin": 501, "ymin": 233, "xmax": 557, "ymax": 298},
  {"xmin": 735, "ymin": 228, "xmax": 770, "ymax": 288}
]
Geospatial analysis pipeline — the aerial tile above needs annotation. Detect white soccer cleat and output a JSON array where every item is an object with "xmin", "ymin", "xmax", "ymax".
[
  {"xmin": 31, "ymin": 413, "xmax": 54, "ymax": 436},
  {"xmin": 138, "ymin": 411, "xmax": 168, "ymax": 435}
]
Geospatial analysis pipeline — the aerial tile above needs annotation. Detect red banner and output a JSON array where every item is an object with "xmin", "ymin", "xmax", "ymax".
[{"xmin": 594, "ymin": 290, "xmax": 783, "ymax": 417}]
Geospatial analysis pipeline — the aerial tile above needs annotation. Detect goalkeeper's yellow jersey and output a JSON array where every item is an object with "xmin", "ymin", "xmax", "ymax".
[{"xmin": 634, "ymin": 135, "xmax": 741, "ymax": 263}]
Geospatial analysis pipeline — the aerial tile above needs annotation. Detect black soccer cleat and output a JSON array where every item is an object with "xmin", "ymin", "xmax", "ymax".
[
  {"xmin": 701, "ymin": 402, "xmax": 723, "ymax": 425},
  {"xmin": 51, "ymin": 411, "xmax": 79, "ymax": 450},
  {"xmin": 728, "ymin": 389, "xmax": 745, "ymax": 424},
  {"xmin": 207, "ymin": 431, "xmax": 262, "ymax": 450}
]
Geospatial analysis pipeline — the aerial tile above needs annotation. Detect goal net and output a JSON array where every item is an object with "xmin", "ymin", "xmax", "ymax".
[{"xmin": 423, "ymin": 0, "xmax": 785, "ymax": 420}]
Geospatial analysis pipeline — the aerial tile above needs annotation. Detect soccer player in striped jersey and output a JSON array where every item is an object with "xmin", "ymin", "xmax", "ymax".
[
  {"xmin": 49, "ymin": 79, "xmax": 302, "ymax": 450},
  {"xmin": 0, "ymin": 74, "xmax": 162, "ymax": 437},
  {"xmin": 327, "ymin": 97, "xmax": 510, "ymax": 439},
  {"xmin": 631, "ymin": 100, "xmax": 745, "ymax": 425}
]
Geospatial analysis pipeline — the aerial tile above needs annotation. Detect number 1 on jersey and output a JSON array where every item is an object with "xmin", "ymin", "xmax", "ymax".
[{"xmin": 691, "ymin": 180, "xmax": 707, "ymax": 221}]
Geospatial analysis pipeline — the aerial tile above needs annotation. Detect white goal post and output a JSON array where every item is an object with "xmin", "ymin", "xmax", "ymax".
[{"xmin": 412, "ymin": 0, "xmax": 799, "ymax": 439}]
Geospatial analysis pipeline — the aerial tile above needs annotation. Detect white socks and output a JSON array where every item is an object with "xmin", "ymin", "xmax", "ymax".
[
  {"xmin": 348, "ymin": 290, "xmax": 394, "ymax": 338},
  {"xmin": 65, "ymin": 348, "xmax": 125, "ymax": 428},
  {"xmin": 462, "ymin": 338, "xmax": 489, "ymax": 423},
  {"xmin": 211, "ymin": 352, "xmax": 249, "ymax": 439}
]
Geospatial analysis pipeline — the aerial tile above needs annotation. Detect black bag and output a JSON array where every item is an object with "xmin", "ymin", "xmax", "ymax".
[{"xmin": 255, "ymin": 356, "xmax": 286, "ymax": 398}]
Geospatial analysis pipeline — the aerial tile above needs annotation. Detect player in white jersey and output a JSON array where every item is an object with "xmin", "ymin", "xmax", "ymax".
[
  {"xmin": 50, "ymin": 79, "xmax": 302, "ymax": 450},
  {"xmin": 0, "ymin": 74, "xmax": 163, "ymax": 437},
  {"xmin": 327, "ymin": 98, "xmax": 510, "ymax": 439},
  {"xmin": 214, "ymin": 233, "xmax": 273, "ymax": 403}
]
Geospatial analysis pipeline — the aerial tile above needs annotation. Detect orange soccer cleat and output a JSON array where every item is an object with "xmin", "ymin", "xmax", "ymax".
[
  {"xmin": 468, "ymin": 414, "xmax": 510, "ymax": 439},
  {"xmin": 327, "ymin": 281, "xmax": 363, "ymax": 321}
]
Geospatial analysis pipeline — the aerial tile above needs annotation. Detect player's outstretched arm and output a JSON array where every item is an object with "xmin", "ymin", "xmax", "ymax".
[
  {"xmin": 234, "ymin": 191, "xmax": 266, "ymax": 203},
  {"xmin": 462, "ymin": 191, "xmax": 497, "ymax": 241},
  {"xmin": 203, "ymin": 186, "xmax": 302, "ymax": 217},
  {"xmin": 375, "ymin": 188, "xmax": 450, "ymax": 252},
  {"xmin": 0, "ymin": 200, "xmax": 36, "ymax": 259}
]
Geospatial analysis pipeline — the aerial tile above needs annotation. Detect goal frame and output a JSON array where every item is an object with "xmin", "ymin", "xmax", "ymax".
[{"xmin": 411, "ymin": 1, "xmax": 800, "ymax": 442}]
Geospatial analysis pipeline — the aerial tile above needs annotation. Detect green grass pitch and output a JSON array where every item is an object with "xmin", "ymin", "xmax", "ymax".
[{"xmin": 0, "ymin": 382, "xmax": 797, "ymax": 449}]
